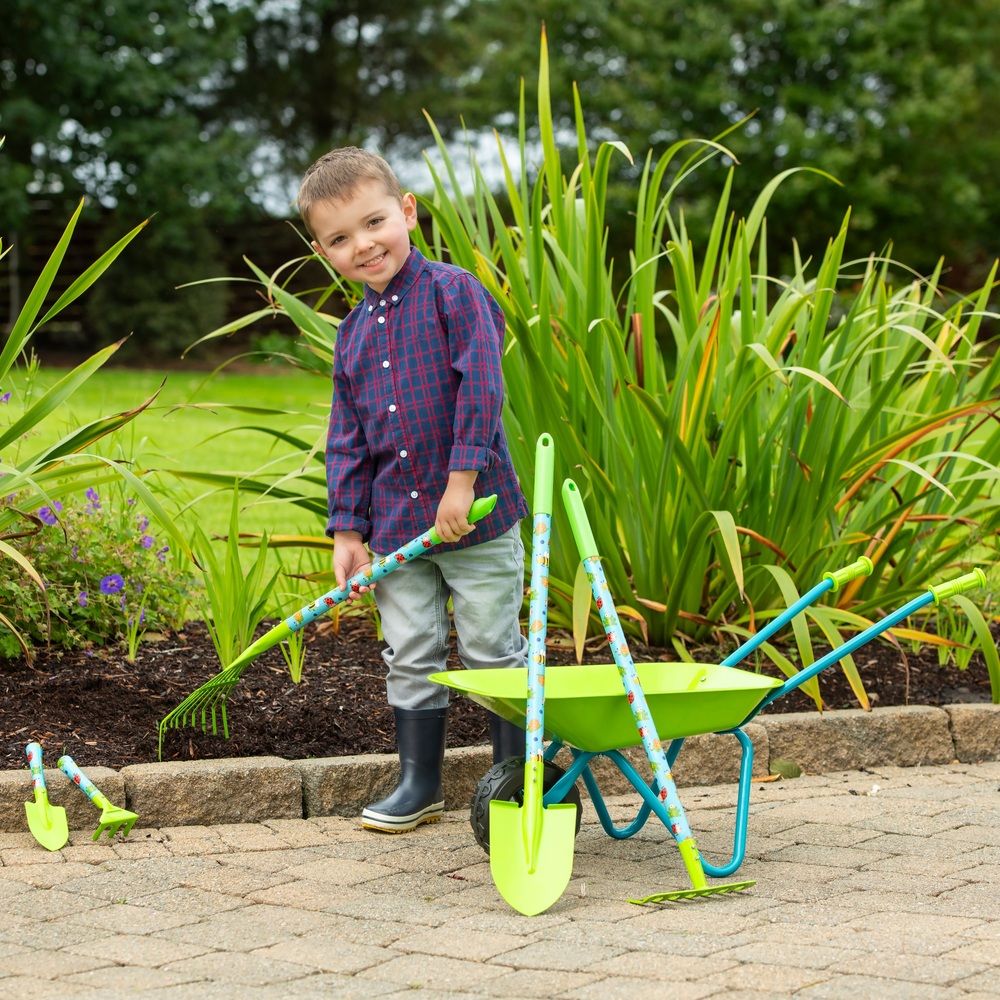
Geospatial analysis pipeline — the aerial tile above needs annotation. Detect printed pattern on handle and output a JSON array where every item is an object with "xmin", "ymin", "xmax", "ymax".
[
  {"xmin": 284, "ymin": 528, "xmax": 439, "ymax": 632},
  {"xmin": 525, "ymin": 513, "xmax": 551, "ymax": 765},
  {"xmin": 583, "ymin": 555, "xmax": 697, "ymax": 847},
  {"xmin": 58, "ymin": 755, "xmax": 109, "ymax": 808},
  {"xmin": 26, "ymin": 742, "xmax": 48, "ymax": 793}
]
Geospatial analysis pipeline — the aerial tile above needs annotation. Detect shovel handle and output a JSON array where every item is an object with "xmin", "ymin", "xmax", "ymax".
[
  {"xmin": 58, "ymin": 755, "xmax": 110, "ymax": 809},
  {"xmin": 25, "ymin": 743, "xmax": 49, "ymax": 795}
]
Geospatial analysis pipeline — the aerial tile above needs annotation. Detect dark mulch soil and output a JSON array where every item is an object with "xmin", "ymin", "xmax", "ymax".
[{"xmin": 1, "ymin": 616, "xmax": 996, "ymax": 771}]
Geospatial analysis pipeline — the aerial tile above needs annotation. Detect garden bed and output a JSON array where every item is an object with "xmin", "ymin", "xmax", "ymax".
[{"xmin": 1, "ymin": 617, "xmax": 996, "ymax": 771}]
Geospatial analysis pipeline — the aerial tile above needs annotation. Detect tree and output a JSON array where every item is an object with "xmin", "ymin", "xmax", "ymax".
[
  {"xmin": 456, "ymin": 0, "xmax": 1000, "ymax": 283},
  {"xmin": 0, "ymin": 0, "xmax": 261, "ymax": 353}
]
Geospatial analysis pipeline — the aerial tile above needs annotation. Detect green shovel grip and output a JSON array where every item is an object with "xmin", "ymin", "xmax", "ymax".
[
  {"xmin": 929, "ymin": 568, "xmax": 986, "ymax": 605},
  {"xmin": 823, "ymin": 556, "xmax": 874, "ymax": 592},
  {"xmin": 561, "ymin": 479, "xmax": 598, "ymax": 559},
  {"xmin": 426, "ymin": 494, "xmax": 497, "ymax": 545},
  {"xmin": 533, "ymin": 434, "xmax": 555, "ymax": 516}
]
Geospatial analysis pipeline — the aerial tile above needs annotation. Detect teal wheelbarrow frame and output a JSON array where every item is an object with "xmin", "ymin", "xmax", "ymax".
[{"xmin": 436, "ymin": 478, "xmax": 988, "ymax": 905}]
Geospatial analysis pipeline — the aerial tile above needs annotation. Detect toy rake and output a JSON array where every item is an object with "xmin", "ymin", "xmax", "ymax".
[{"xmin": 157, "ymin": 495, "xmax": 498, "ymax": 758}]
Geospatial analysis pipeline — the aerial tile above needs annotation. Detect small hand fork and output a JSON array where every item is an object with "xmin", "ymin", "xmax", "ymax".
[{"xmin": 58, "ymin": 755, "xmax": 139, "ymax": 841}]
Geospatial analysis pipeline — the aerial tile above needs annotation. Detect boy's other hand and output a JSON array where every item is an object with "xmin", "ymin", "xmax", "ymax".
[
  {"xmin": 333, "ymin": 531, "xmax": 374, "ymax": 602},
  {"xmin": 435, "ymin": 474, "xmax": 478, "ymax": 543}
]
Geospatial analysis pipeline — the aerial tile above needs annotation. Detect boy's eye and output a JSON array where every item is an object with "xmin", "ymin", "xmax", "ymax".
[
  {"xmin": 368, "ymin": 217, "xmax": 383, "ymax": 227},
  {"xmin": 331, "ymin": 236, "xmax": 345, "ymax": 245}
]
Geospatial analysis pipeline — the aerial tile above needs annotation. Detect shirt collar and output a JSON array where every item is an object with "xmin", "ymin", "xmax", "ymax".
[{"xmin": 362, "ymin": 246, "xmax": 426, "ymax": 309}]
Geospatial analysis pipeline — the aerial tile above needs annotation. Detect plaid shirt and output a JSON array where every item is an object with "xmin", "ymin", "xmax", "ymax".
[{"xmin": 326, "ymin": 247, "xmax": 527, "ymax": 554}]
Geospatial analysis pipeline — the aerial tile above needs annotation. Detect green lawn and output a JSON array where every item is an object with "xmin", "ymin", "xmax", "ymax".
[{"xmin": 11, "ymin": 363, "xmax": 334, "ymax": 600}]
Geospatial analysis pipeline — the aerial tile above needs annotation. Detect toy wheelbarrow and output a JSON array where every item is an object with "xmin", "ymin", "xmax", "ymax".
[{"xmin": 434, "ymin": 479, "xmax": 988, "ymax": 909}]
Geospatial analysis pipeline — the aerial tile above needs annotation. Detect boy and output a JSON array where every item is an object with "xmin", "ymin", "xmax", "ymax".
[{"xmin": 298, "ymin": 147, "xmax": 528, "ymax": 833}]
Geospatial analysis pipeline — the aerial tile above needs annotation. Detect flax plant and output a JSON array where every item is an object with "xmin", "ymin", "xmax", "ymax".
[
  {"xmin": 179, "ymin": 32, "xmax": 999, "ymax": 699},
  {"xmin": 412, "ymin": 31, "xmax": 1000, "ymax": 697}
]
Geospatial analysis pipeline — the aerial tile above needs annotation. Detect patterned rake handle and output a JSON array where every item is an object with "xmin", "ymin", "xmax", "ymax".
[
  {"xmin": 58, "ymin": 754, "xmax": 139, "ymax": 841},
  {"xmin": 157, "ymin": 494, "xmax": 499, "ymax": 757},
  {"xmin": 561, "ymin": 479, "xmax": 711, "ymax": 892}
]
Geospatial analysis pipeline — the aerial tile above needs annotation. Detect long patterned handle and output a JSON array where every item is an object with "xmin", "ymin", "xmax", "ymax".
[
  {"xmin": 58, "ymin": 755, "xmax": 111, "ymax": 810},
  {"xmin": 26, "ymin": 743, "xmax": 49, "ymax": 798},
  {"xmin": 561, "ymin": 478, "xmax": 708, "ymax": 887},
  {"xmin": 284, "ymin": 494, "xmax": 498, "ymax": 633}
]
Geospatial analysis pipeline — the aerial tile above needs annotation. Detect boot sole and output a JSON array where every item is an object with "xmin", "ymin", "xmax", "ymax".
[{"xmin": 361, "ymin": 800, "xmax": 445, "ymax": 833}]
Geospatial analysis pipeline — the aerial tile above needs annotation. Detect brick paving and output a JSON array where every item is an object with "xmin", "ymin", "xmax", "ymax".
[{"xmin": 1, "ymin": 761, "xmax": 998, "ymax": 998}]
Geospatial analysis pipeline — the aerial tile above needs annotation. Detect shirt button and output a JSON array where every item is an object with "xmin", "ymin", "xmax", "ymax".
[
  {"xmin": 382, "ymin": 360, "xmax": 390, "ymax": 368},
  {"xmin": 388, "ymin": 404, "xmax": 397, "ymax": 413},
  {"xmin": 391, "ymin": 294, "xmax": 398, "ymax": 302},
  {"xmin": 380, "ymin": 299, "xmax": 386, "ymax": 306},
  {"xmin": 377, "ymin": 316, "xmax": 385, "ymax": 324},
  {"xmin": 410, "ymin": 491, "xmax": 419, "ymax": 499},
  {"xmin": 399, "ymin": 449, "xmax": 408, "ymax": 458},
  {"xmin": 368, "ymin": 305, "xmax": 373, "ymax": 313}
]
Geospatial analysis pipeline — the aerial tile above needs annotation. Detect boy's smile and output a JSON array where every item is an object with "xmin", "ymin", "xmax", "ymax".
[{"xmin": 310, "ymin": 179, "xmax": 418, "ymax": 293}]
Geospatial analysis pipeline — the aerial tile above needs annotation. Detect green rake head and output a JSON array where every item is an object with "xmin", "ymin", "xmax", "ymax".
[{"xmin": 629, "ymin": 880, "xmax": 756, "ymax": 904}]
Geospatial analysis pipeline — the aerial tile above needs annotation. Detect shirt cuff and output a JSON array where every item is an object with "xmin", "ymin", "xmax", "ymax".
[
  {"xmin": 448, "ymin": 445, "xmax": 496, "ymax": 473},
  {"xmin": 326, "ymin": 514, "xmax": 371, "ymax": 540}
]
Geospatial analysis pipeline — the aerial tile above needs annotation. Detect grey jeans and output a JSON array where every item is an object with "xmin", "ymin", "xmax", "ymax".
[{"xmin": 372, "ymin": 523, "xmax": 528, "ymax": 710}]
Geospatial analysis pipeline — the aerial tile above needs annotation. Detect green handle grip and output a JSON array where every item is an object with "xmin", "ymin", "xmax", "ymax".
[
  {"xmin": 823, "ymin": 556, "xmax": 874, "ymax": 592},
  {"xmin": 426, "ymin": 493, "xmax": 497, "ymax": 545},
  {"xmin": 561, "ymin": 479, "xmax": 598, "ymax": 559},
  {"xmin": 533, "ymin": 433, "xmax": 555, "ymax": 516},
  {"xmin": 929, "ymin": 568, "xmax": 986, "ymax": 605}
]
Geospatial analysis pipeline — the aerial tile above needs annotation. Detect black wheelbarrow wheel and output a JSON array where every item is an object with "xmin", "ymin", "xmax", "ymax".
[{"xmin": 470, "ymin": 755, "xmax": 583, "ymax": 855}]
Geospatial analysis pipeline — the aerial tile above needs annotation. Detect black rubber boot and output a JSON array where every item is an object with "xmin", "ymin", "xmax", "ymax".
[
  {"xmin": 361, "ymin": 707, "xmax": 447, "ymax": 833},
  {"xmin": 490, "ymin": 712, "xmax": 525, "ymax": 765}
]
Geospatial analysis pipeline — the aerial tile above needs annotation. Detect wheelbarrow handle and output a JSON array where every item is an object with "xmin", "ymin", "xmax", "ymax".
[
  {"xmin": 753, "ymin": 567, "xmax": 987, "ymax": 716},
  {"xmin": 823, "ymin": 556, "xmax": 873, "ymax": 592},
  {"xmin": 929, "ymin": 568, "xmax": 986, "ymax": 605},
  {"xmin": 723, "ymin": 556, "xmax": 874, "ymax": 668}
]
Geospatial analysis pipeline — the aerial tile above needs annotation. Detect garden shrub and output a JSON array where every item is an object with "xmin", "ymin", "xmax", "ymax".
[{"xmin": 0, "ymin": 482, "xmax": 199, "ymax": 657}]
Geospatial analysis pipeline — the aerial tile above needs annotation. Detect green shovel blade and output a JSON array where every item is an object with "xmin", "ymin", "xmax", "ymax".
[
  {"xmin": 489, "ymin": 799, "xmax": 577, "ymax": 916},
  {"xmin": 24, "ymin": 790, "xmax": 68, "ymax": 852}
]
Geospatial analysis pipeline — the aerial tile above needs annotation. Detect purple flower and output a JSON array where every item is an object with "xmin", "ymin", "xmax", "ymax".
[
  {"xmin": 0, "ymin": 391, "xmax": 10, "ymax": 403},
  {"xmin": 38, "ymin": 502, "xmax": 63, "ymax": 526},
  {"xmin": 99, "ymin": 574, "xmax": 125, "ymax": 595},
  {"xmin": 157, "ymin": 545, "xmax": 169, "ymax": 563},
  {"xmin": 140, "ymin": 534, "xmax": 154, "ymax": 549},
  {"xmin": 136, "ymin": 515, "xmax": 149, "ymax": 532},
  {"xmin": 86, "ymin": 487, "xmax": 99, "ymax": 503},
  {"xmin": 78, "ymin": 592, "xmax": 88, "ymax": 607}
]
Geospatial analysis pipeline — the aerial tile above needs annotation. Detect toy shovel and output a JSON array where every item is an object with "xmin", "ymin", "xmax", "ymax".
[
  {"xmin": 58, "ymin": 755, "xmax": 138, "ymax": 841},
  {"xmin": 490, "ymin": 434, "xmax": 577, "ymax": 915},
  {"xmin": 24, "ymin": 743, "xmax": 68, "ymax": 851}
]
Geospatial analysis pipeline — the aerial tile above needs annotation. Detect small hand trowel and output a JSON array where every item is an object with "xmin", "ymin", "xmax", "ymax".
[{"xmin": 24, "ymin": 742, "xmax": 69, "ymax": 851}]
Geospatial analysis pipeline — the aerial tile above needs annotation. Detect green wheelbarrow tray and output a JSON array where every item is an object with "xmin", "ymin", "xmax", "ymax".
[{"xmin": 430, "ymin": 661, "xmax": 782, "ymax": 752}]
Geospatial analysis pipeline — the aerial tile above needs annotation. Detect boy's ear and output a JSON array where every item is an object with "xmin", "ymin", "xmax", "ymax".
[
  {"xmin": 402, "ymin": 192, "xmax": 418, "ymax": 232},
  {"xmin": 311, "ymin": 239, "xmax": 327, "ymax": 260}
]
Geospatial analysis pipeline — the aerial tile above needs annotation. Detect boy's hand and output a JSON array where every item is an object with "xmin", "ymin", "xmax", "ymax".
[
  {"xmin": 435, "ymin": 471, "xmax": 478, "ymax": 543},
  {"xmin": 333, "ymin": 530, "xmax": 374, "ymax": 603}
]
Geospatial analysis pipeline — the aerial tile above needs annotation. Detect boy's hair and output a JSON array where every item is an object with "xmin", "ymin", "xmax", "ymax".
[{"xmin": 298, "ymin": 147, "xmax": 404, "ymax": 236}]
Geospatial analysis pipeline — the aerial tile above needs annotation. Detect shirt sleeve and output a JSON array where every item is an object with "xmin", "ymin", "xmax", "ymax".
[
  {"xmin": 325, "ymin": 345, "xmax": 374, "ymax": 539},
  {"xmin": 439, "ymin": 274, "xmax": 505, "ymax": 473}
]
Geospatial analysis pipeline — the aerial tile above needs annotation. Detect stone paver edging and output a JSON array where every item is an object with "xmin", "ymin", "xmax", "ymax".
[{"xmin": 1, "ymin": 703, "xmax": 997, "ymax": 832}]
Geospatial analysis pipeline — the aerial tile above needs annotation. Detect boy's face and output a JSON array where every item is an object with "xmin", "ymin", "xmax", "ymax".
[{"xmin": 309, "ymin": 179, "xmax": 418, "ymax": 293}]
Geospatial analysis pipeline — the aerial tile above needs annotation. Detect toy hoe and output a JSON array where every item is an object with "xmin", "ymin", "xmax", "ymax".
[
  {"xmin": 59, "ymin": 755, "xmax": 139, "ymax": 840},
  {"xmin": 489, "ymin": 434, "xmax": 578, "ymax": 916},
  {"xmin": 24, "ymin": 743, "xmax": 68, "ymax": 852}
]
